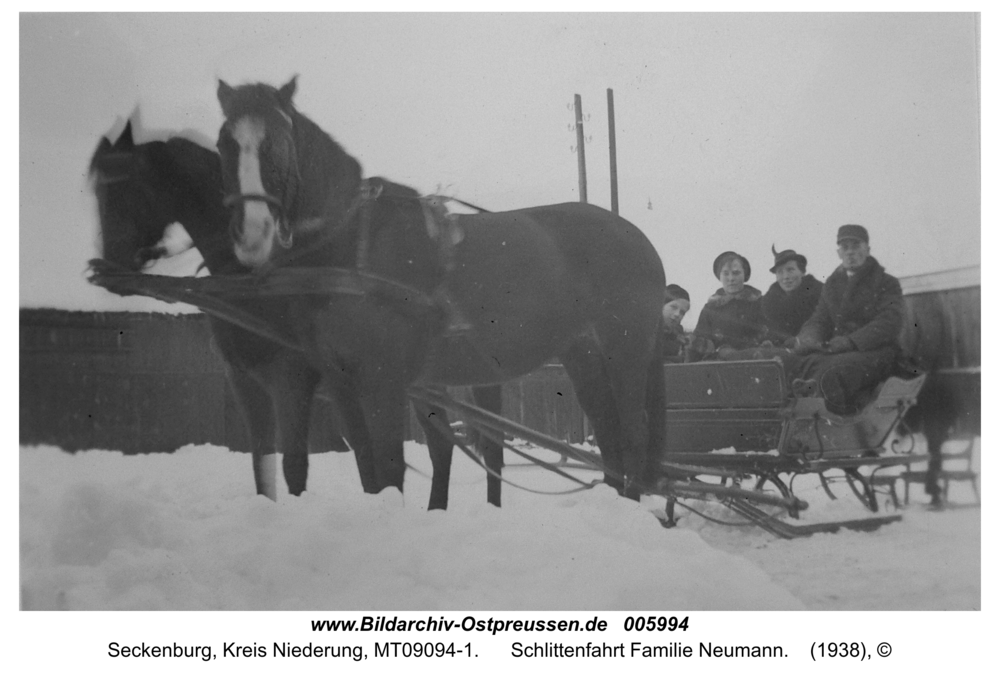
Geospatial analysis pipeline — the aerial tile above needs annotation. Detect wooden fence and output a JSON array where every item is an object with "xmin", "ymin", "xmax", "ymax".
[
  {"xmin": 897, "ymin": 266, "xmax": 980, "ymax": 435},
  {"xmin": 19, "ymin": 309, "xmax": 586, "ymax": 454},
  {"xmin": 19, "ymin": 265, "xmax": 978, "ymax": 454}
]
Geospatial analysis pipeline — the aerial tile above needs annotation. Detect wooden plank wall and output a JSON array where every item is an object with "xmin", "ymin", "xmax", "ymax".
[
  {"xmin": 20, "ymin": 309, "xmax": 585, "ymax": 454},
  {"xmin": 899, "ymin": 285, "xmax": 980, "ymax": 371},
  {"xmin": 20, "ymin": 310, "xmax": 228, "ymax": 453},
  {"xmin": 897, "ymin": 282, "xmax": 980, "ymax": 436}
]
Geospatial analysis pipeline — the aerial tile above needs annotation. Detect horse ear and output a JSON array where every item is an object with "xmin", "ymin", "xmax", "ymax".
[
  {"xmin": 217, "ymin": 79, "xmax": 236, "ymax": 117},
  {"xmin": 277, "ymin": 75, "xmax": 298, "ymax": 109},
  {"xmin": 89, "ymin": 136, "xmax": 114, "ymax": 174},
  {"xmin": 115, "ymin": 120, "xmax": 135, "ymax": 149}
]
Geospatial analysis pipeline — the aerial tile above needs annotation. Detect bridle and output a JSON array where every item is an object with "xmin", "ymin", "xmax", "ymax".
[{"xmin": 220, "ymin": 110, "xmax": 300, "ymax": 250}]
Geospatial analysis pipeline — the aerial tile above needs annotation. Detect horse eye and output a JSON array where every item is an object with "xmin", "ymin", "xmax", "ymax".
[
  {"xmin": 267, "ymin": 137, "xmax": 289, "ymax": 163},
  {"xmin": 217, "ymin": 127, "xmax": 235, "ymax": 147}
]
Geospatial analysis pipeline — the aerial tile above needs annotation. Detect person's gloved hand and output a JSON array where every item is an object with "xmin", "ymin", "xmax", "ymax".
[
  {"xmin": 716, "ymin": 346, "xmax": 737, "ymax": 360},
  {"xmin": 793, "ymin": 336, "xmax": 823, "ymax": 355},
  {"xmin": 827, "ymin": 336, "xmax": 854, "ymax": 353}
]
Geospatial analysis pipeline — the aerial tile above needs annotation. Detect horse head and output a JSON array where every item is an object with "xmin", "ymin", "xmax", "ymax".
[
  {"xmin": 89, "ymin": 121, "xmax": 183, "ymax": 271},
  {"xmin": 89, "ymin": 120, "xmax": 230, "ymax": 273},
  {"xmin": 215, "ymin": 77, "xmax": 362, "ymax": 269}
]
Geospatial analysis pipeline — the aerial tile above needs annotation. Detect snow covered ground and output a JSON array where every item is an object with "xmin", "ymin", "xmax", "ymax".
[{"xmin": 20, "ymin": 437, "xmax": 979, "ymax": 612}]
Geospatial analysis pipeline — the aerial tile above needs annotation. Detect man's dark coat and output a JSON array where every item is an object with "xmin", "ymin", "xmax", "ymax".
[{"xmin": 798, "ymin": 256, "xmax": 902, "ymax": 352}]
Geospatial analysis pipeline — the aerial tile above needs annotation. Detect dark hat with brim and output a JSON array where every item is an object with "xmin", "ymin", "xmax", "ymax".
[
  {"xmin": 837, "ymin": 224, "xmax": 869, "ymax": 244},
  {"xmin": 769, "ymin": 246, "xmax": 807, "ymax": 273},
  {"xmin": 664, "ymin": 284, "xmax": 690, "ymax": 304},
  {"xmin": 713, "ymin": 251, "xmax": 751, "ymax": 281}
]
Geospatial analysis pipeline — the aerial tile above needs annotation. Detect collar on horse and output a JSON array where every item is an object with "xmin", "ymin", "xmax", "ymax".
[{"xmin": 350, "ymin": 180, "xmax": 464, "ymax": 275}]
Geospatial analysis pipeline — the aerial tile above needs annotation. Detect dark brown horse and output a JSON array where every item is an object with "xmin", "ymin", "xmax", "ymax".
[
  {"xmin": 215, "ymin": 77, "xmax": 667, "ymax": 501},
  {"xmin": 88, "ymin": 121, "xmax": 503, "ymax": 509},
  {"xmin": 89, "ymin": 122, "xmax": 312, "ymax": 500}
]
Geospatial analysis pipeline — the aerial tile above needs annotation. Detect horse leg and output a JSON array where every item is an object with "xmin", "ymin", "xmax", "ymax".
[
  {"xmin": 923, "ymin": 409, "xmax": 949, "ymax": 507},
  {"xmin": 560, "ymin": 341, "xmax": 625, "ymax": 492},
  {"xmin": 645, "ymin": 333, "xmax": 667, "ymax": 486},
  {"xmin": 472, "ymin": 385, "xmax": 504, "ymax": 507},
  {"xmin": 323, "ymin": 375, "xmax": 383, "ymax": 494},
  {"xmin": 267, "ymin": 356, "xmax": 321, "ymax": 496},
  {"xmin": 603, "ymin": 336, "xmax": 658, "ymax": 500},
  {"xmin": 413, "ymin": 392, "xmax": 454, "ymax": 510},
  {"xmin": 357, "ymin": 377, "xmax": 409, "ymax": 495},
  {"xmin": 225, "ymin": 365, "xmax": 278, "ymax": 500}
]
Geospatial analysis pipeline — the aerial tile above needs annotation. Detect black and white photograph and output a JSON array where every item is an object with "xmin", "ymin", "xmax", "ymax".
[{"xmin": 19, "ymin": 9, "xmax": 982, "ymax": 641}]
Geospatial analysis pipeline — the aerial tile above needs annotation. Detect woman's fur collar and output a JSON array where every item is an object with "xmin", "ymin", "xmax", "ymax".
[{"xmin": 706, "ymin": 284, "xmax": 762, "ymax": 308}]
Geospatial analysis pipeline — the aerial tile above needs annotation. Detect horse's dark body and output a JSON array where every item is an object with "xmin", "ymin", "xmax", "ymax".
[{"xmin": 215, "ymin": 78, "xmax": 667, "ymax": 501}]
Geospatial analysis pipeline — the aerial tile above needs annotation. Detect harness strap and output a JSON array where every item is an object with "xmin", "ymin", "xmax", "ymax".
[
  {"xmin": 412, "ymin": 392, "xmax": 601, "ymax": 496},
  {"xmin": 420, "ymin": 196, "xmax": 463, "ymax": 274},
  {"xmin": 223, "ymin": 193, "xmax": 284, "ymax": 210},
  {"xmin": 411, "ymin": 385, "xmax": 615, "ymax": 481},
  {"xmin": 353, "ymin": 180, "xmax": 383, "ymax": 271}
]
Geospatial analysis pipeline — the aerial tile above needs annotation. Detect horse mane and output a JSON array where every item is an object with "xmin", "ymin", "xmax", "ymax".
[
  {"xmin": 367, "ymin": 177, "xmax": 422, "ymax": 202},
  {"xmin": 286, "ymin": 108, "xmax": 363, "ymax": 222},
  {"xmin": 160, "ymin": 137, "xmax": 226, "ymax": 210}
]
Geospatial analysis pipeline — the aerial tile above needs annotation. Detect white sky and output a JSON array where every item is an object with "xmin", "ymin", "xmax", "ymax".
[{"xmin": 19, "ymin": 12, "xmax": 981, "ymax": 318}]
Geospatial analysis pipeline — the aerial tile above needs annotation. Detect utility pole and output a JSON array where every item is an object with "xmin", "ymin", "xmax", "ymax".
[
  {"xmin": 574, "ymin": 94, "xmax": 588, "ymax": 203},
  {"xmin": 607, "ymin": 88, "xmax": 618, "ymax": 214}
]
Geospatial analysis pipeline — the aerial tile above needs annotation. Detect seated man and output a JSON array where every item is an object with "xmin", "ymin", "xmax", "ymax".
[{"xmin": 792, "ymin": 224, "xmax": 903, "ymax": 414}]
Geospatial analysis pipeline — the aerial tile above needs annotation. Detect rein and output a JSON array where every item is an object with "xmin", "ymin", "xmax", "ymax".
[{"xmin": 246, "ymin": 179, "xmax": 382, "ymax": 272}]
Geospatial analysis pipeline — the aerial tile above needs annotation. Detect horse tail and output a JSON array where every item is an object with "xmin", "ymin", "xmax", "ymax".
[{"xmin": 644, "ymin": 321, "xmax": 667, "ymax": 484}]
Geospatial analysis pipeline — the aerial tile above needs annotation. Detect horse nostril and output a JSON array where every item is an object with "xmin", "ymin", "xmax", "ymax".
[
  {"xmin": 276, "ymin": 219, "xmax": 294, "ymax": 249},
  {"xmin": 229, "ymin": 215, "xmax": 243, "ymax": 241}
]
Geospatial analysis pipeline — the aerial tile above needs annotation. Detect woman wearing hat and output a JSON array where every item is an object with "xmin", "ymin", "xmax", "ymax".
[
  {"xmin": 761, "ymin": 246, "xmax": 823, "ymax": 348},
  {"xmin": 690, "ymin": 251, "xmax": 768, "ymax": 361},
  {"xmin": 661, "ymin": 284, "xmax": 691, "ymax": 363}
]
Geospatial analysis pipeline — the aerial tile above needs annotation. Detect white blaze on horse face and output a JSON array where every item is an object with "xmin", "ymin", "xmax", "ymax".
[{"xmin": 233, "ymin": 117, "xmax": 277, "ymax": 267}]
